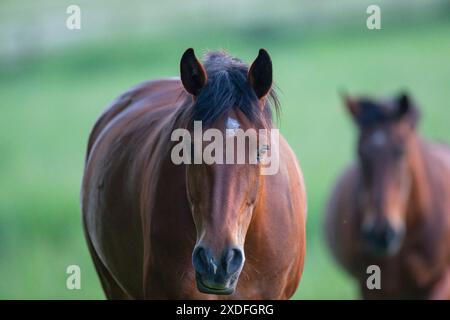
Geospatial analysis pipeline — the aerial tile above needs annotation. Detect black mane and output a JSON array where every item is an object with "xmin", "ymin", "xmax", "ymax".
[
  {"xmin": 187, "ymin": 51, "xmax": 279, "ymax": 126},
  {"xmin": 357, "ymin": 100, "xmax": 391, "ymax": 127}
]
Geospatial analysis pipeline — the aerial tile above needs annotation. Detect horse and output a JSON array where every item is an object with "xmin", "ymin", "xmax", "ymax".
[
  {"xmin": 325, "ymin": 93, "xmax": 450, "ymax": 299},
  {"xmin": 81, "ymin": 49, "xmax": 306, "ymax": 299}
]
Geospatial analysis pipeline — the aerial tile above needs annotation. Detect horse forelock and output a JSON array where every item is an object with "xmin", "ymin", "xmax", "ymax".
[{"xmin": 356, "ymin": 98, "xmax": 419, "ymax": 128}]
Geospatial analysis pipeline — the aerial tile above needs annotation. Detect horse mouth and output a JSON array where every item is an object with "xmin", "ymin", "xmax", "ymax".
[{"xmin": 195, "ymin": 275, "xmax": 236, "ymax": 295}]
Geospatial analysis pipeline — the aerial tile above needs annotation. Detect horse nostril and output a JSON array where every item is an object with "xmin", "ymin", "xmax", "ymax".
[
  {"xmin": 192, "ymin": 246, "xmax": 210, "ymax": 275},
  {"xmin": 385, "ymin": 226, "xmax": 397, "ymax": 244},
  {"xmin": 222, "ymin": 247, "xmax": 244, "ymax": 275},
  {"xmin": 363, "ymin": 223, "xmax": 402, "ymax": 254},
  {"xmin": 367, "ymin": 229, "xmax": 388, "ymax": 247}
]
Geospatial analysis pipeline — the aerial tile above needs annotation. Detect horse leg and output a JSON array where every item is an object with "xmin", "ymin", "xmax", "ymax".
[
  {"xmin": 85, "ymin": 234, "xmax": 131, "ymax": 300},
  {"xmin": 429, "ymin": 269, "xmax": 450, "ymax": 300}
]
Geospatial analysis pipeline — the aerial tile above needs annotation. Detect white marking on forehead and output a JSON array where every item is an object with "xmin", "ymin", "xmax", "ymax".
[
  {"xmin": 226, "ymin": 117, "xmax": 240, "ymax": 129},
  {"xmin": 371, "ymin": 130, "xmax": 387, "ymax": 146},
  {"xmin": 226, "ymin": 117, "xmax": 240, "ymax": 137}
]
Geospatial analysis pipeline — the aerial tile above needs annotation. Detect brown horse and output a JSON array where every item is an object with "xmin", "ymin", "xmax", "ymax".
[
  {"xmin": 325, "ymin": 93, "xmax": 450, "ymax": 299},
  {"xmin": 81, "ymin": 49, "xmax": 306, "ymax": 299}
]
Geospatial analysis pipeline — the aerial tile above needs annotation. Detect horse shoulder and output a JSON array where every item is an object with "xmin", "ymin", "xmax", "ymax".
[{"xmin": 401, "ymin": 139, "xmax": 450, "ymax": 292}]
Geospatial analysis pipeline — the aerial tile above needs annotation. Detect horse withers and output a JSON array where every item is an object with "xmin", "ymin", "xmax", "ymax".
[
  {"xmin": 81, "ymin": 49, "xmax": 306, "ymax": 299},
  {"xmin": 325, "ymin": 93, "xmax": 450, "ymax": 299}
]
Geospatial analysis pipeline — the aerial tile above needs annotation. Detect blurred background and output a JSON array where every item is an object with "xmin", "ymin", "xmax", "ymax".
[{"xmin": 0, "ymin": 0, "xmax": 449, "ymax": 299}]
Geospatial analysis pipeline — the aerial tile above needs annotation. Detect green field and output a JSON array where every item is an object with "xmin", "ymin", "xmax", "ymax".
[{"xmin": 0, "ymin": 2, "xmax": 449, "ymax": 299}]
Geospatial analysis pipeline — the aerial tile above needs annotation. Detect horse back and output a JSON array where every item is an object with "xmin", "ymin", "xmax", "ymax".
[{"xmin": 85, "ymin": 78, "xmax": 184, "ymax": 161}]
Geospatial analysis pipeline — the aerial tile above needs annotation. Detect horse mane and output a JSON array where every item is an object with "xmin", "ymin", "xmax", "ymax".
[{"xmin": 178, "ymin": 51, "xmax": 280, "ymax": 128}]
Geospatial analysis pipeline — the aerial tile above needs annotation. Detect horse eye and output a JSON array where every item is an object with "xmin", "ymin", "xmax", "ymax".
[{"xmin": 257, "ymin": 145, "xmax": 270, "ymax": 162}]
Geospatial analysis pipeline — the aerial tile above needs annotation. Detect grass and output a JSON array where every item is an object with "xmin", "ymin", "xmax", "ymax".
[{"xmin": 0, "ymin": 15, "xmax": 449, "ymax": 299}]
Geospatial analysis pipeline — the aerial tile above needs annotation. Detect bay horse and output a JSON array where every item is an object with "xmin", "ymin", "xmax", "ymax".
[
  {"xmin": 325, "ymin": 93, "xmax": 450, "ymax": 299},
  {"xmin": 81, "ymin": 49, "xmax": 306, "ymax": 299}
]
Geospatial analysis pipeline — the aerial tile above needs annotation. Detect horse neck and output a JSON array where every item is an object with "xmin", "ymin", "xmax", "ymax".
[{"xmin": 405, "ymin": 134, "xmax": 433, "ymax": 226}]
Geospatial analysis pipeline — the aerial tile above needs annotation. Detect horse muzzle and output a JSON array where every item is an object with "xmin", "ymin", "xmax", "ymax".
[
  {"xmin": 192, "ymin": 245, "xmax": 245, "ymax": 295},
  {"xmin": 362, "ymin": 221, "xmax": 405, "ymax": 257}
]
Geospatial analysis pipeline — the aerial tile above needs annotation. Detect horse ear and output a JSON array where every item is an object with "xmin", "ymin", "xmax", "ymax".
[
  {"xmin": 397, "ymin": 92, "xmax": 411, "ymax": 117},
  {"xmin": 341, "ymin": 91, "xmax": 360, "ymax": 119},
  {"xmin": 396, "ymin": 92, "xmax": 420, "ymax": 127},
  {"xmin": 180, "ymin": 48, "xmax": 207, "ymax": 96},
  {"xmin": 248, "ymin": 49, "xmax": 273, "ymax": 99}
]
